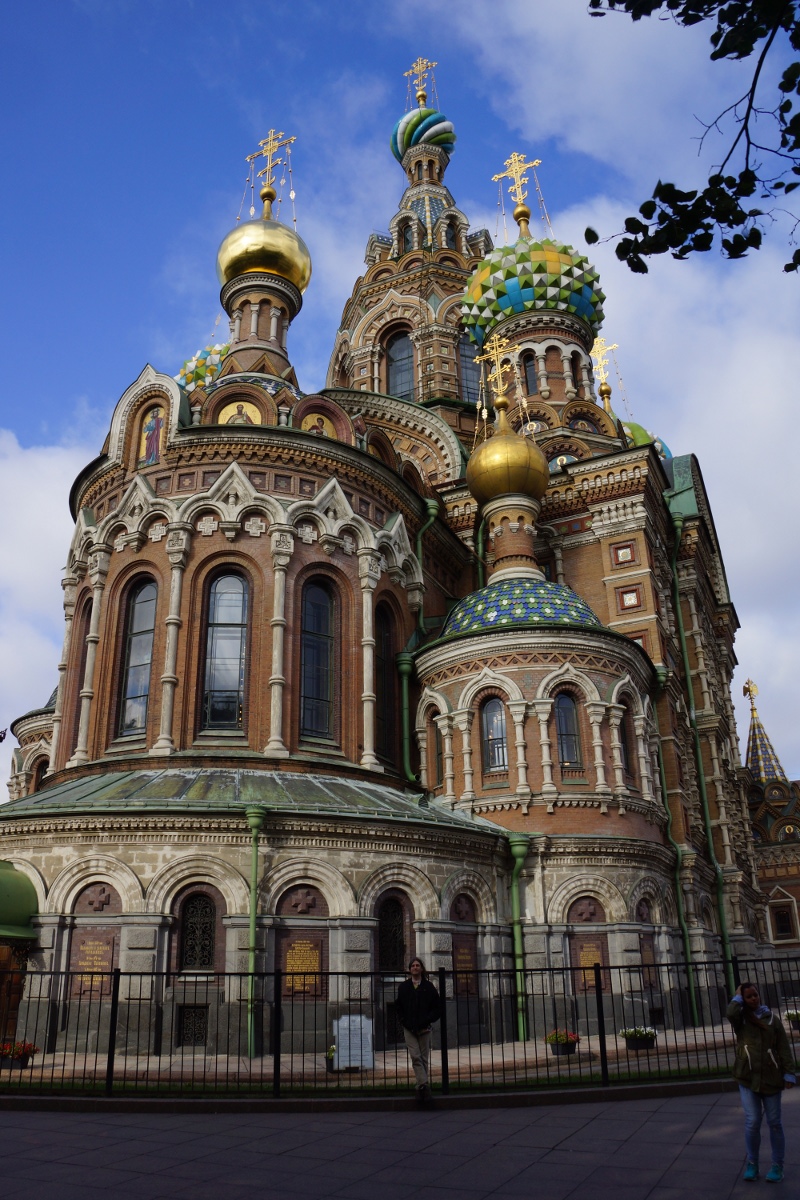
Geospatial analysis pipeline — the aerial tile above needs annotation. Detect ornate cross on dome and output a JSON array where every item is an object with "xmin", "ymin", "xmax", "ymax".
[
  {"xmin": 247, "ymin": 130, "xmax": 297, "ymax": 195},
  {"xmin": 404, "ymin": 56, "xmax": 437, "ymax": 106},
  {"xmin": 591, "ymin": 337, "xmax": 618, "ymax": 385},
  {"xmin": 492, "ymin": 152, "xmax": 540, "ymax": 207},
  {"xmin": 475, "ymin": 333, "xmax": 512, "ymax": 406},
  {"xmin": 743, "ymin": 678, "xmax": 759, "ymax": 712}
]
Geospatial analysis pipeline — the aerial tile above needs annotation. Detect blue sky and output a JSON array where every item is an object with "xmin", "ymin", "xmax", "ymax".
[{"xmin": 1, "ymin": 0, "xmax": 799, "ymax": 783}]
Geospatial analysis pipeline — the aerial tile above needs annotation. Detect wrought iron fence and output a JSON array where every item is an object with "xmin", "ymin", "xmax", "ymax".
[{"xmin": 1, "ymin": 956, "xmax": 798, "ymax": 1097}]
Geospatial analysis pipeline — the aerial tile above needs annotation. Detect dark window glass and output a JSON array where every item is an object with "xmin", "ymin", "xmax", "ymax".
[
  {"xmin": 433, "ymin": 721, "xmax": 443, "ymax": 787},
  {"xmin": 445, "ymin": 222, "xmax": 457, "ymax": 250},
  {"xmin": 375, "ymin": 605, "xmax": 395, "ymax": 762},
  {"xmin": 459, "ymin": 334, "xmax": 481, "ymax": 404},
  {"xmin": 377, "ymin": 898, "xmax": 405, "ymax": 972},
  {"xmin": 555, "ymin": 693, "xmax": 582, "ymax": 768},
  {"xmin": 619, "ymin": 712, "xmax": 633, "ymax": 774},
  {"xmin": 386, "ymin": 332, "xmax": 414, "ymax": 401},
  {"xmin": 119, "ymin": 581, "xmax": 157, "ymax": 736},
  {"xmin": 415, "ymin": 162, "xmax": 422, "ymax": 182},
  {"xmin": 774, "ymin": 907, "xmax": 795, "ymax": 939},
  {"xmin": 523, "ymin": 354, "xmax": 538, "ymax": 395},
  {"xmin": 70, "ymin": 602, "xmax": 92, "ymax": 756},
  {"xmin": 180, "ymin": 894, "xmax": 215, "ymax": 970},
  {"xmin": 482, "ymin": 697, "xmax": 508, "ymax": 771},
  {"xmin": 300, "ymin": 582, "xmax": 336, "ymax": 739},
  {"xmin": 202, "ymin": 575, "xmax": 247, "ymax": 730},
  {"xmin": 401, "ymin": 223, "xmax": 413, "ymax": 253}
]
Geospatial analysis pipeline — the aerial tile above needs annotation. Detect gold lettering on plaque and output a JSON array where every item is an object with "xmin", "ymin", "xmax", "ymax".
[{"xmin": 285, "ymin": 938, "xmax": 321, "ymax": 993}]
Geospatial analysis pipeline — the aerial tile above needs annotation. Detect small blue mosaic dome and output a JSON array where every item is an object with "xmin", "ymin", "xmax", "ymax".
[
  {"xmin": 441, "ymin": 578, "xmax": 603, "ymax": 639},
  {"xmin": 391, "ymin": 108, "xmax": 456, "ymax": 162}
]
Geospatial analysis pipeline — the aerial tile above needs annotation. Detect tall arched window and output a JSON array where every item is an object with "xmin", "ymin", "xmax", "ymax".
[
  {"xmin": 377, "ymin": 894, "xmax": 411, "ymax": 972},
  {"xmin": 300, "ymin": 581, "xmax": 336, "ymax": 740},
  {"xmin": 619, "ymin": 708, "xmax": 634, "ymax": 776},
  {"xmin": 430, "ymin": 715, "xmax": 443, "ymax": 787},
  {"xmin": 555, "ymin": 693, "xmax": 582, "ymax": 768},
  {"xmin": 415, "ymin": 162, "xmax": 422, "ymax": 182},
  {"xmin": 118, "ymin": 580, "xmax": 157, "ymax": 736},
  {"xmin": 400, "ymin": 223, "xmax": 413, "ymax": 253},
  {"xmin": 201, "ymin": 575, "xmax": 248, "ymax": 730},
  {"xmin": 445, "ymin": 221, "xmax": 457, "ymax": 250},
  {"xmin": 459, "ymin": 334, "xmax": 481, "ymax": 404},
  {"xmin": 70, "ymin": 599, "xmax": 92, "ymax": 757},
  {"xmin": 180, "ymin": 893, "xmax": 216, "ymax": 970},
  {"xmin": 375, "ymin": 604, "xmax": 396, "ymax": 763},
  {"xmin": 523, "ymin": 353, "xmax": 538, "ymax": 395},
  {"xmin": 481, "ymin": 697, "xmax": 508, "ymax": 772},
  {"xmin": 385, "ymin": 331, "xmax": 414, "ymax": 401}
]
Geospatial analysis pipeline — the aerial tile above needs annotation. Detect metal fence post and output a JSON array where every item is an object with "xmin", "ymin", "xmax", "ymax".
[
  {"xmin": 104, "ymin": 969, "xmax": 121, "ymax": 1097},
  {"xmin": 593, "ymin": 963, "xmax": 609, "ymax": 1088},
  {"xmin": 731, "ymin": 956, "xmax": 741, "ymax": 990},
  {"xmin": 438, "ymin": 967, "xmax": 450, "ymax": 1095},
  {"xmin": 272, "ymin": 969, "xmax": 282, "ymax": 1098}
]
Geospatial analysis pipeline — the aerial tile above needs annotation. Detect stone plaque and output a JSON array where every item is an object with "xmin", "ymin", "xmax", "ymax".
[
  {"xmin": 280, "ymin": 931, "xmax": 327, "ymax": 998},
  {"xmin": 569, "ymin": 932, "xmax": 610, "ymax": 992},
  {"xmin": 70, "ymin": 931, "xmax": 116, "ymax": 995},
  {"xmin": 333, "ymin": 1014, "xmax": 374, "ymax": 1071}
]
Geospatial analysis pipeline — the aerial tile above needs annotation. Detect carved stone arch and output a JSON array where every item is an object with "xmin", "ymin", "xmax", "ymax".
[
  {"xmin": 292, "ymin": 395, "xmax": 355, "ymax": 445},
  {"xmin": 375, "ymin": 513, "xmax": 423, "ymax": 589},
  {"xmin": 548, "ymin": 874, "xmax": 627, "ymax": 925},
  {"xmin": 208, "ymin": 382, "xmax": 278, "ymax": 427},
  {"xmin": 415, "ymin": 685, "xmax": 452, "ymax": 732},
  {"xmin": 610, "ymin": 674, "xmax": 644, "ymax": 716},
  {"xmin": 542, "ymin": 436, "xmax": 591, "ymax": 463},
  {"xmin": 351, "ymin": 288, "xmax": 420, "ymax": 346},
  {"xmin": 262, "ymin": 858, "xmax": 355, "ymax": 918},
  {"xmin": 286, "ymin": 477, "xmax": 374, "ymax": 552},
  {"xmin": 440, "ymin": 869, "xmax": 495, "ymax": 923},
  {"xmin": 366, "ymin": 427, "xmax": 398, "ymax": 469},
  {"xmin": 97, "ymin": 474, "xmax": 165, "ymax": 543},
  {"xmin": 68, "ymin": 507, "xmax": 98, "ymax": 567},
  {"xmin": 180, "ymin": 461, "xmax": 283, "ymax": 529},
  {"xmin": 536, "ymin": 662, "xmax": 600, "ymax": 704},
  {"xmin": 145, "ymin": 855, "xmax": 249, "ymax": 915},
  {"xmin": 47, "ymin": 856, "xmax": 144, "ymax": 915},
  {"xmin": 561, "ymin": 398, "xmax": 617, "ymax": 438},
  {"xmin": 107, "ymin": 365, "xmax": 182, "ymax": 467},
  {"xmin": 627, "ymin": 876, "xmax": 663, "ymax": 923},
  {"xmin": 457, "ymin": 666, "xmax": 524, "ymax": 713},
  {"xmin": 358, "ymin": 863, "xmax": 439, "ymax": 921},
  {"xmin": 331, "ymin": 393, "xmax": 463, "ymax": 482},
  {"xmin": 1, "ymin": 857, "xmax": 47, "ymax": 911},
  {"xmin": 399, "ymin": 458, "xmax": 427, "ymax": 495}
]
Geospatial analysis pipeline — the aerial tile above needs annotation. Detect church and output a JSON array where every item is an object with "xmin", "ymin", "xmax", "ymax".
[{"xmin": 0, "ymin": 63, "xmax": 773, "ymax": 1045}]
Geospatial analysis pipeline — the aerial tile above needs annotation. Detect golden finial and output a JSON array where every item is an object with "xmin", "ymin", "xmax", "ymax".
[
  {"xmin": 591, "ymin": 336, "xmax": 619, "ymax": 415},
  {"xmin": 404, "ymin": 56, "xmax": 437, "ymax": 107},
  {"xmin": 492, "ymin": 152, "xmax": 541, "ymax": 237},
  {"xmin": 475, "ymin": 334, "xmax": 512, "ymax": 411},
  {"xmin": 743, "ymin": 679, "xmax": 759, "ymax": 713},
  {"xmin": 246, "ymin": 130, "xmax": 297, "ymax": 219}
]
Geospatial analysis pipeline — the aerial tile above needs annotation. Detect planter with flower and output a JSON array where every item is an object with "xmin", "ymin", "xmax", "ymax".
[
  {"xmin": 0, "ymin": 1040, "xmax": 39, "ymax": 1069},
  {"xmin": 325, "ymin": 1043, "xmax": 336, "ymax": 1073},
  {"xmin": 619, "ymin": 1026, "xmax": 657, "ymax": 1052},
  {"xmin": 786, "ymin": 1010, "xmax": 800, "ymax": 1032},
  {"xmin": 544, "ymin": 1029, "xmax": 580, "ymax": 1057}
]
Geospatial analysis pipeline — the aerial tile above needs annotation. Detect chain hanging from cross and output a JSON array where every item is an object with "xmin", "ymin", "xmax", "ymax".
[
  {"xmin": 475, "ymin": 333, "xmax": 512, "ymax": 403},
  {"xmin": 246, "ymin": 130, "xmax": 297, "ymax": 195},
  {"xmin": 404, "ymin": 56, "xmax": 437, "ymax": 107}
]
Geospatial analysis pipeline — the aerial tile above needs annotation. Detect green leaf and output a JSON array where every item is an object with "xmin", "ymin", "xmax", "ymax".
[{"xmin": 584, "ymin": 227, "xmax": 599, "ymax": 244}]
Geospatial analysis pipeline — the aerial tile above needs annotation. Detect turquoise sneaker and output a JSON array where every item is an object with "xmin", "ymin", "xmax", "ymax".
[
  {"xmin": 765, "ymin": 1164, "xmax": 784, "ymax": 1183},
  {"xmin": 743, "ymin": 1162, "xmax": 759, "ymax": 1182}
]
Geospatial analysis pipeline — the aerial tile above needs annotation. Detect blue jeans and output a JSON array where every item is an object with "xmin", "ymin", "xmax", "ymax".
[{"xmin": 739, "ymin": 1085, "xmax": 785, "ymax": 1166}]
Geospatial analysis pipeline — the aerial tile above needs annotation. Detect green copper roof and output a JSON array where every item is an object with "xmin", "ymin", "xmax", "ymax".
[
  {"xmin": 440, "ymin": 577, "xmax": 604, "ymax": 640},
  {"xmin": 0, "ymin": 769, "xmax": 495, "ymax": 833},
  {"xmin": 0, "ymin": 861, "xmax": 38, "ymax": 940}
]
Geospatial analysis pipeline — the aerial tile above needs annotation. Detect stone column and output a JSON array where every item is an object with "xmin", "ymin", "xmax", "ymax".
[
  {"xmin": 507, "ymin": 701, "xmax": 531, "ymax": 801},
  {"xmin": 531, "ymin": 699, "xmax": 557, "ymax": 808},
  {"xmin": 436, "ymin": 714, "xmax": 456, "ymax": 807},
  {"xmin": 151, "ymin": 525, "xmax": 192, "ymax": 755},
  {"xmin": 632, "ymin": 714, "xmax": 656, "ymax": 805},
  {"xmin": 265, "ymin": 528, "xmax": 294, "ymax": 756},
  {"xmin": 536, "ymin": 351, "xmax": 549, "ymax": 399},
  {"xmin": 586, "ymin": 702, "xmax": 613, "ymax": 812},
  {"xmin": 416, "ymin": 723, "xmax": 429, "ymax": 789},
  {"xmin": 46, "ymin": 573, "xmax": 79, "ymax": 774},
  {"xmin": 358, "ymin": 549, "xmax": 382, "ymax": 771},
  {"xmin": 67, "ymin": 544, "xmax": 111, "ymax": 767},
  {"xmin": 453, "ymin": 709, "xmax": 475, "ymax": 806},
  {"xmin": 269, "ymin": 306, "xmax": 280, "ymax": 343},
  {"xmin": 249, "ymin": 302, "xmax": 260, "ymax": 337},
  {"xmin": 561, "ymin": 352, "xmax": 576, "ymax": 398},
  {"xmin": 607, "ymin": 703, "xmax": 627, "ymax": 815},
  {"xmin": 233, "ymin": 309, "xmax": 243, "ymax": 341}
]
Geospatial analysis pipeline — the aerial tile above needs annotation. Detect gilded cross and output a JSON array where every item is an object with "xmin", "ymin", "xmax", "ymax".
[
  {"xmin": 743, "ymin": 679, "xmax": 759, "ymax": 711},
  {"xmin": 404, "ymin": 56, "xmax": 437, "ymax": 104},
  {"xmin": 591, "ymin": 337, "xmax": 618, "ymax": 386},
  {"xmin": 246, "ymin": 129, "xmax": 297, "ymax": 193},
  {"xmin": 475, "ymin": 333, "xmax": 512, "ymax": 401},
  {"xmin": 492, "ymin": 152, "xmax": 542, "ymax": 206}
]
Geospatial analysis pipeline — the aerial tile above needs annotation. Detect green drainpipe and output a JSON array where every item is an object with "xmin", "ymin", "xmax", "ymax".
[
  {"xmin": 508, "ymin": 833, "xmax": 530, "ymax": 1041},
  {"xmin": 415, "ymin": 499, "xmax": 440, "ymax": 634},
  {"xmin": 397, "ymin": 652, "xmax": 418, "ymax": 787},
  {"xmin": 670, "ymin": 512, "xmax": 734, "ymax": 992},
  {"xmin": 652, "ymin": 679, "xmax": 699, "ymax": 1025},
  {"xmin": 245, "ymin": 806, "xmax": 267, "ymax": 1058},
  {"xmin": 475, "ymin": 517, "xmax": 486, "ymax": 589}
]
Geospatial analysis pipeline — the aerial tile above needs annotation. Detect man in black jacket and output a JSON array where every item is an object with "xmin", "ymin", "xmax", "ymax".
[{"xmin": 395, "ymin": 957, "xmax": 441, "ymax": 1099}]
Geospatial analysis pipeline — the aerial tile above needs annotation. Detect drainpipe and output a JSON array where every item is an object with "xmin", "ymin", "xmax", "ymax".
[
  {"xmin": 652, "ymin": 679, "xmax": 699, "ymax": 1025},
  {"xmin": 670, "ymin": 513, "xmax": 734, "ymax": 992},
  {"xmin": 397, "ymin": 652, "xmax": 418, "ymax": 788},
  {"xmin": 508, "ymin": 833, "xmax": 530, "ymax": 1041},
  {"xmin": 475, "ymin": 517, "xmax": 486, "ymax": 589},
  {"xmin": 245, "ymin": 805, "xmax": 267, "ymax": 1059},
  {"xmin": 415, "ymin": 499, "xmax": 440, "ymax": 633}
]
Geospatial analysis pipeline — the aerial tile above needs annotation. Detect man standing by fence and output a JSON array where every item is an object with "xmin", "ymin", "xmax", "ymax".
[{"xmin": 396, "ymin": 957, "xmax": 441, "ymax": 1103}]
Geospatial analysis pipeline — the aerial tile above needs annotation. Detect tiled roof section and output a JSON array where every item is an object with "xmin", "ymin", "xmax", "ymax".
[
  {"xmin": 441, "ymin": 578, "xmax": 603, "ymax": 639},
  {"xmin": 746, "ymin": 711, "xmax": 788, "ymax": 784},
  {"xmin": 0, "ymin": 769, "xmax": 496, "ymax": 832}
]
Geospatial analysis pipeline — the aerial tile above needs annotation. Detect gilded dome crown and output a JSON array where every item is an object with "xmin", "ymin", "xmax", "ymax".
[
  {"xmin": 216, "ymin": 188, "xmax": 312, "ymax": 293},
  {"xmin": 466, "ymin": 398, "xmax": 549, "ymax": 506}
]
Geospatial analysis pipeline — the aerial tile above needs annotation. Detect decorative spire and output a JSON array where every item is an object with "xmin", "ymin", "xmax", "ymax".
[
  {"xmin": 492, "ymin": 152, "xmax": 542, "ymax": 238},
  {"xmin": 591, "ymin": 337, "xmax": 618, "ymax": 415},
  {"xmin": 743, "ymin": 680, "xmax": 788, "ymax": 784},
  {"xmin": 404, "ymin": 56, "xmax": 437, "ymax": 108},
  {"xmin": 246, "ymin": 130, "xmax": 297, "ymax": 220}
]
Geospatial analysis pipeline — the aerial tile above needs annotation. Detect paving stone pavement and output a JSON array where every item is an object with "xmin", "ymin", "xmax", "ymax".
[{"xmin": 0, "ymin": 1089, "xmax": 797, "ymax": 1199}]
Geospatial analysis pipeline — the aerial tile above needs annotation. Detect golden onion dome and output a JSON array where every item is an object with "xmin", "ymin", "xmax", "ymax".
[
  {"xmin": 466, "ymin": 395, "xmax": 549, "ymax": 506},
  {"xmin": 216, "ymin": 186, "xmax": 312, "ymax": 292}
]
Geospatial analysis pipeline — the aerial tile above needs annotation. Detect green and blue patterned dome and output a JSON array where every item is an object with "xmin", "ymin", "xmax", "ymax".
[
  {"xmin": 441, "ymin": 577, "xmax": 603, "ymax": 639},
  {"xmin": 621, "ymin": 419, "xmax": 672, "ymax": 462},
  {"xmin": 462, "ymin": 238, "xmax": 605, "ymax": 347},
  {"xmin": 391, "ymin": 107, "xmax": 456, "ymax": 162}
]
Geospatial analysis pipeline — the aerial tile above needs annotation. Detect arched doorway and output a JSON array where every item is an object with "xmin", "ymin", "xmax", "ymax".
[
  {"xmin": 375, "ymin": 890, "xmax": 415, "ymax": 1047},
  {"xmin": 567, "ymin": 895, "xmax": 610, "ymax": 992},
  {"xmin": 275, "ymin": 885, "xmax": 330, "ymax": 1054},
  {"xmin": 68, "ymin": 883, "xmax": 123, "ymax": 996},
  {"xmin": 167, "ymin": 884, "xmax": 227, "ymax": 1053}
]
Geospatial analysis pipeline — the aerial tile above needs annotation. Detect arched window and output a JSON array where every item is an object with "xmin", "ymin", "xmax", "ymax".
[
  {"xmin": 31, "ymin": 759, "xmax": 48, "ymax": 794},
  {"xmin": 571, "ymin": 352, "xmax": 584, "ymax": 394},
  {"xmin": 377, "ymin": 894, "xmax": 410, "ymax": 972},
  {"xmin": 385, "ymin": 331, "xmax": 414, "ymax": 401},
  {"xmin": 300, "ymin": 581, "xmax": 336, "ymax": 740},
  {"xmin": 180, "ymin": 893, "xmax": 216, "ymax": 970},
  {"xmin": 430, "ymin": 716, "xmax": 443, "ymax": 787},
  {"xmin": 445, "ymin": 221, "xmax": 457, "ymax": 250},
  {"xmin": 118, "ymin": 580, "xmax": 157, "ymax": 737},
  {"xmin": 400, "ymin": 223, "xmax": 413, "ymax": 254},
  {"xmin": 523, "ymin": 353, "xmax": 538, "ymax": 396},
  {"xmin": 375, "ymin": 605, "xmax": 396, "ymax": 763},
  {"xmin": 459, "ymin": 333, "xmax": 481, "ymax": 404},
  {"xmin": 201, "ymin": 575, "xmax": 248, "ymax": 730},
  {"xmin": 415, "ymin": 162, "xmax": 422, "ymax": 182},
  {"xmin": 481, "ymin": 697, "xmax": 508, "ymax": 772},
  {"xmin": 555, "ymin": 693, "xmax": 582, "ymax": 768},
  {"xmin": 619, "ymin": 708, "xmax": 634, "ymax": 776},
  {"xmin": 70, "ymin": 599, "xmax": 92, "ymax": 757}
]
